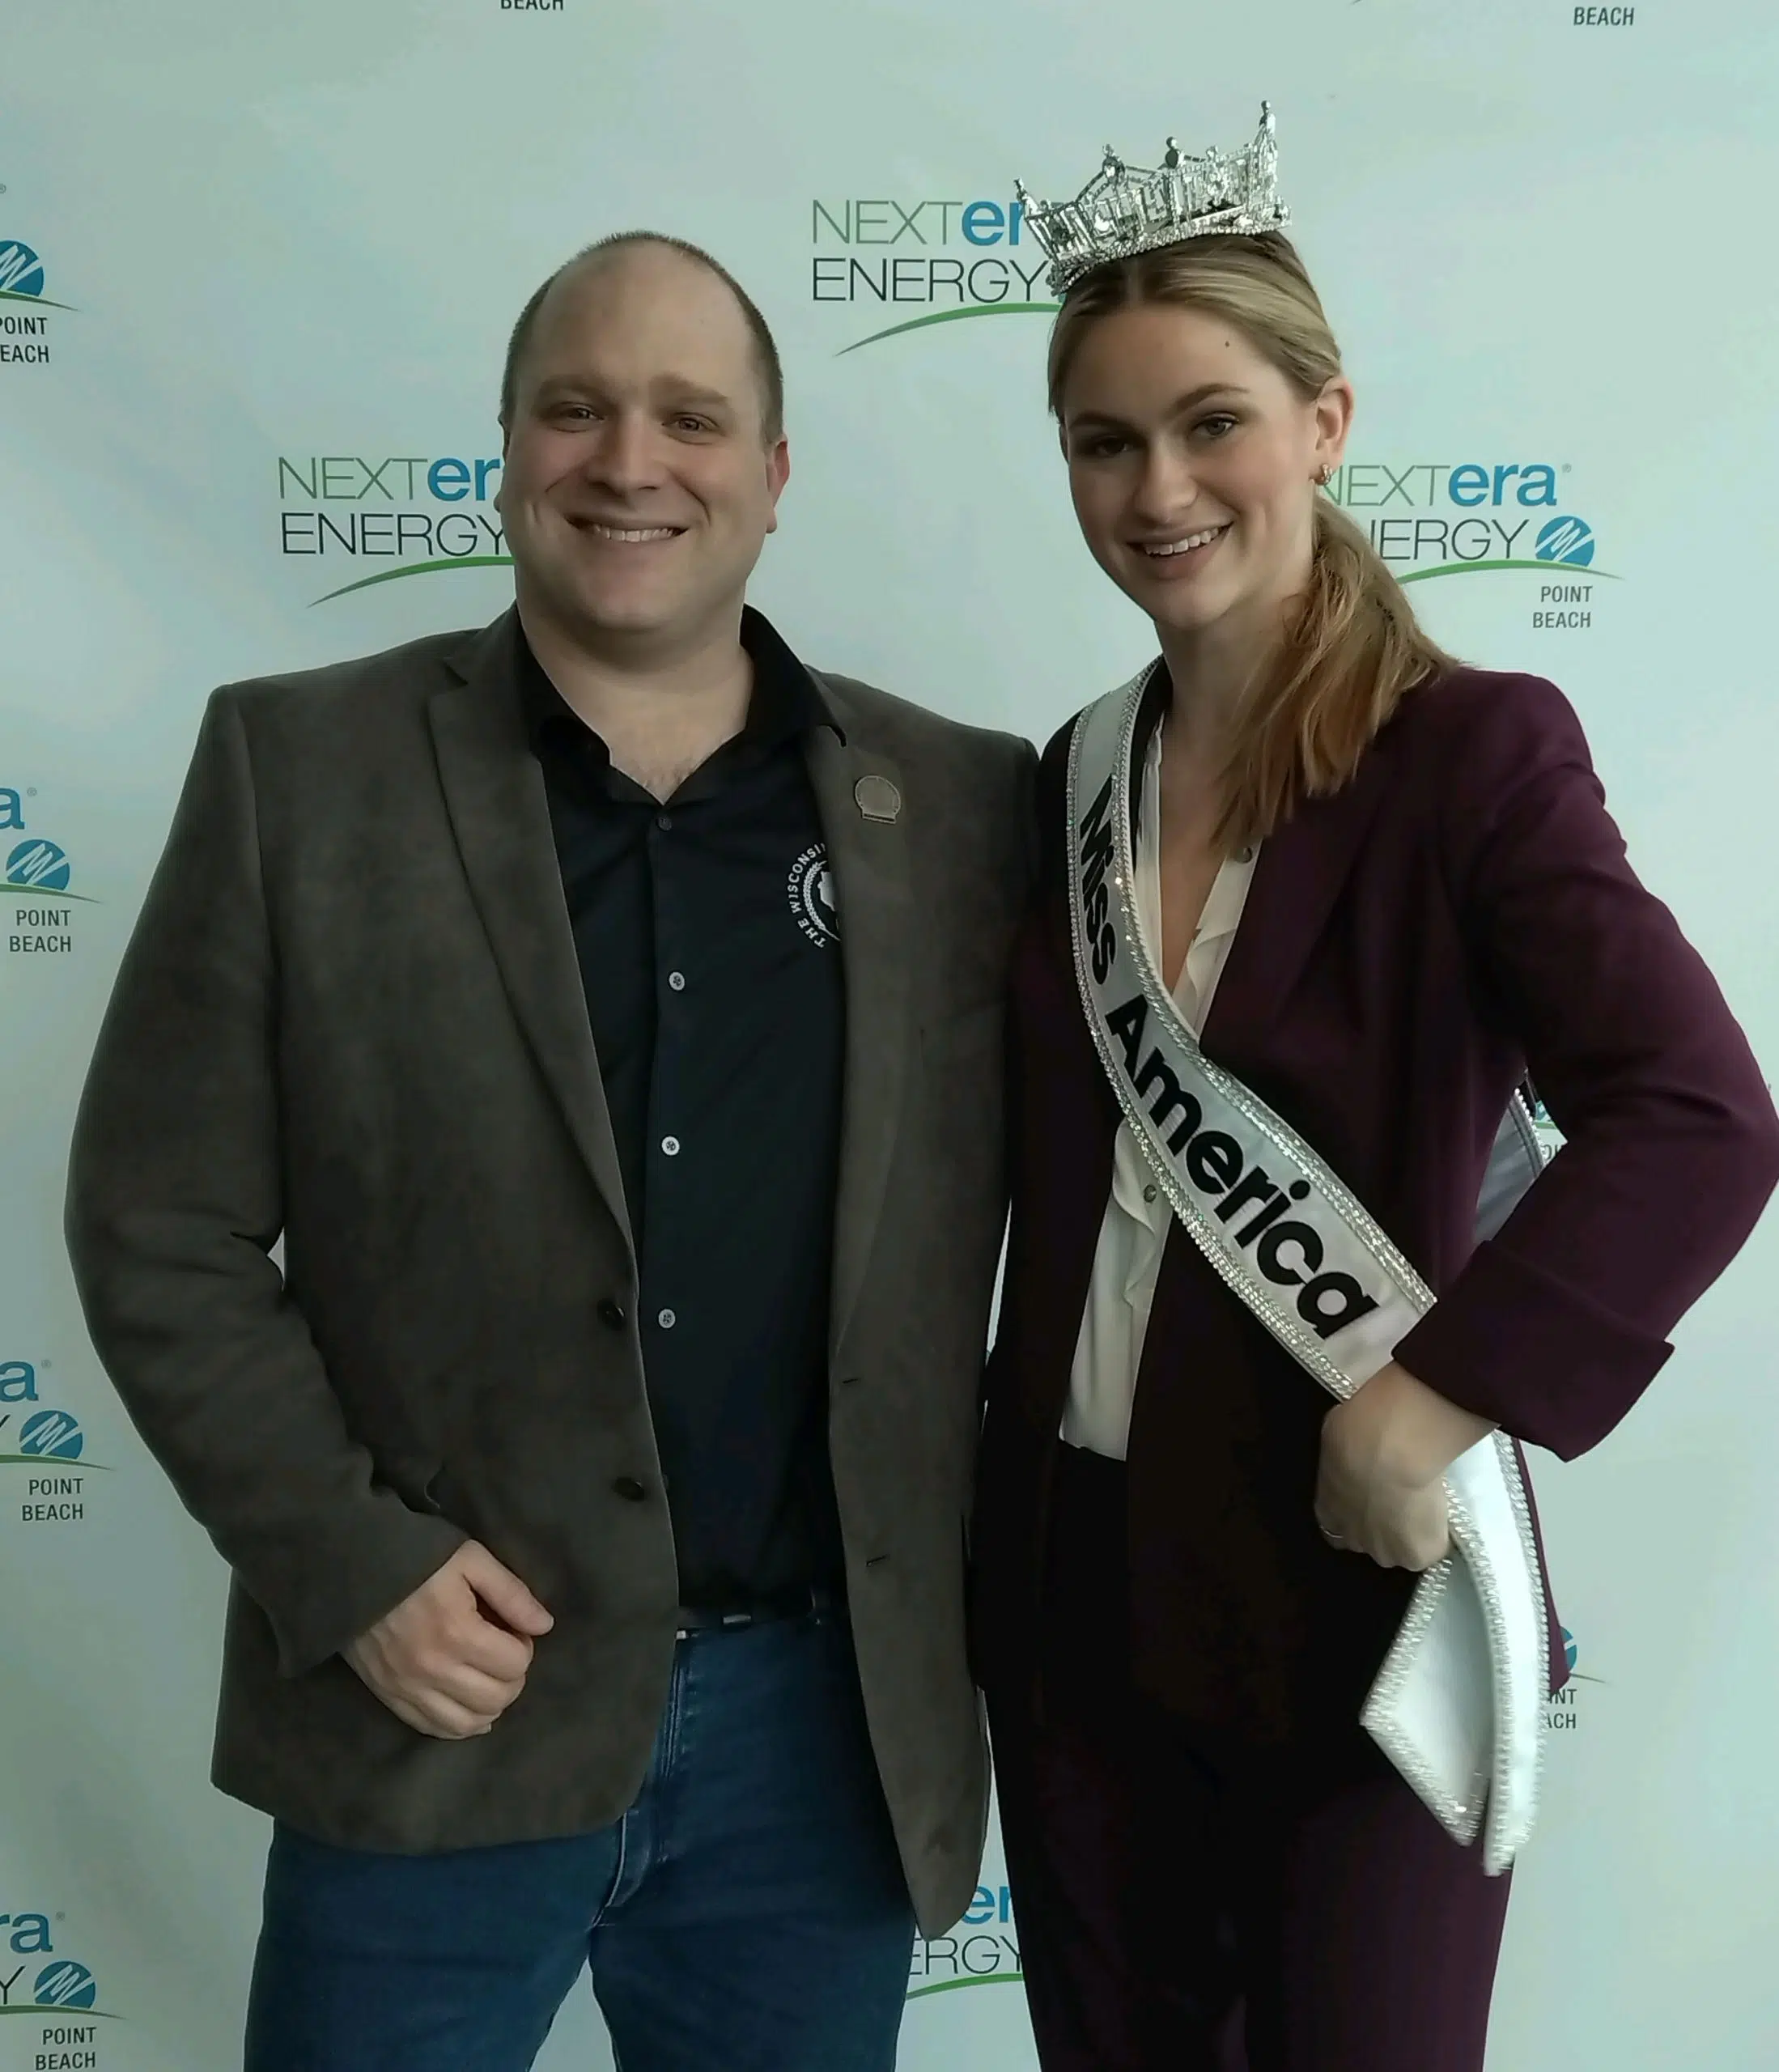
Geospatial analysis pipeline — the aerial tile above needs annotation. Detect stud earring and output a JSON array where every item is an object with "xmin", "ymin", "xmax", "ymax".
[{"xmin": 1314, "ymin": 462, "xmax": 1334, "ymax": 486}]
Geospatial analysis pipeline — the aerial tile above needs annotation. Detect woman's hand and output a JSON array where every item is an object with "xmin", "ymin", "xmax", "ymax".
[{"xmin": 1314, "ymin": 1361, "xmax": 1497, "ymax": 1570}]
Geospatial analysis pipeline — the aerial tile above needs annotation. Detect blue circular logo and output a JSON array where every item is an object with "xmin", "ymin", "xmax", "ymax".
[
  {"xmin": 1561, "ymin": 1627, "xmax": 1579, "ymax": 1674},
  {"xmin": 5, "ymin": 838, "xmax": 70, "ymax": 890},
  {"xmin": 1535, "ymin": 516, "xmax": 1595, "ymax": 567},
  {"xmin": 19, "ymin": 1409, "xmax": 83, "ymax": 1459},
  {"xmin": 34, "ymin": 1959, "xmax": 96, "ymax": 2010},
  {"xmin": 0, "ymin": 240, "xmax": 47, "ymax": 299}
]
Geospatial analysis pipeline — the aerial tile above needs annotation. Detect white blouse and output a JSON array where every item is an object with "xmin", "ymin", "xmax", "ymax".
[{"xmin": 1059, "ymin": 724, "xmax": 1259, "ymax": 1461}]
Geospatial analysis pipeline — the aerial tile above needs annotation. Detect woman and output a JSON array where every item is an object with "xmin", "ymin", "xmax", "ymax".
[{"xmin": 972, "ymin": 117, "xmax": 1779, "ymax": 2072}]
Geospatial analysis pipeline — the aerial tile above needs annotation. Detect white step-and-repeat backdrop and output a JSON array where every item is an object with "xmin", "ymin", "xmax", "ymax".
[{"xmin": 4, "ymin": 2, "xmax": 1777, "ymax": 2066}]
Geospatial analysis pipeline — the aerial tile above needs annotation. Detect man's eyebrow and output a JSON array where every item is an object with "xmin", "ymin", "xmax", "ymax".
[
  {"xmin": 524, "ymin": 373, "xmax": 744, "ymax": 421},
  {"xmin": 652, "ymin": 380, "xmax": 737, "ymax": 411}
]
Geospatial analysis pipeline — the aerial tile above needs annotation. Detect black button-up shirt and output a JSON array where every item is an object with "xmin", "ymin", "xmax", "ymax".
[{"xmin": 519, "ymin": 609, "xmax": 847, "ymax": 1609}]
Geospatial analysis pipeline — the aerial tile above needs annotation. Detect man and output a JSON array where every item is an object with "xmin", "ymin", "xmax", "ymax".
[{"xmin": 66, "ymin": 231, "xmax": 1033, "ymax": 2071}]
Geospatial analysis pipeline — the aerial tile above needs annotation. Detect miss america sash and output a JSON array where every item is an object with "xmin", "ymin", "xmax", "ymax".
[{"xmin": 1067, "ymin": 668, "xmax": 1548, "ymax": 1873}]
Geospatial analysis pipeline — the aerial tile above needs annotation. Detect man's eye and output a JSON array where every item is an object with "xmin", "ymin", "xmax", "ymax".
[{"xmin": 1077, "ymin": 435, "xmax": 1128, "ymax": 459}]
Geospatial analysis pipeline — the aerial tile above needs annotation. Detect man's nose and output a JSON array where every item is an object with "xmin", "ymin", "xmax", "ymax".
[{"xmin": 582, "ymin": 409, "xmax": 664, "ymax": 495}]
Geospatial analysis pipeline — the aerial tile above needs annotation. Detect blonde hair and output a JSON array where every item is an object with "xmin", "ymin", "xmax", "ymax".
[{"xmin": 1048, "ymin": 234, "xmax": 1454, "ymax": 851}]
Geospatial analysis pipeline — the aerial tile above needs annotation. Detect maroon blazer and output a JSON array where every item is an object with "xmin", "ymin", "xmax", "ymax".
[{"xmin": 972, "ymin": 665, "xmax": 1779, "ymax": 1748}]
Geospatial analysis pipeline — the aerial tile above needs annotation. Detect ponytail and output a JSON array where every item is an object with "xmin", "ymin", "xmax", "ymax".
[{"xmin": 1215, "ymin": 498, "xmax": 1451, "ymax": 852}]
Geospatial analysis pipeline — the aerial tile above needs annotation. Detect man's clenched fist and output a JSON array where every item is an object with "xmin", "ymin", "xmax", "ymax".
[{"xmin": 344, "ymin": 1541, "xmax": 554, "ymax": 1739}]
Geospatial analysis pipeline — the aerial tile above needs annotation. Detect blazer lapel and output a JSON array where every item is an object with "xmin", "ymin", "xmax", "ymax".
[
  {"xmin": 1202, "ymin": 723, "xmax": 1398, "ymax": 1071},
  {"xmin": 805, "ymin": 703, "xmax": 914, "ymax": 1363},
  {"xmin": 427, "ymin": 611, "xmax": 635, "ymax": 1257}
]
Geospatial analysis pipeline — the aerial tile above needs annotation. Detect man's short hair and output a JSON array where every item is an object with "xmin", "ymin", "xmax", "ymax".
[{"xmin": 499, "ymin": 231, "xmax": 785, "ymax": 444}]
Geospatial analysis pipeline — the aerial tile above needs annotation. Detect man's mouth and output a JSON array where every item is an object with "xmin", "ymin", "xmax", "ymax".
[
  {"xmin": 570, "ymin": 520, "xmax": 686, "ymax": 542},
  {"xmin": 1133, "ymin": 523, "xmax": 1231, "ymax": 559}
]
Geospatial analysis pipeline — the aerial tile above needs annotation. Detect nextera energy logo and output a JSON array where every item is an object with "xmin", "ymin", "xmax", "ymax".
[
  {"xmin": 0, "ymin": 230, "xmax": 72, "ymax": 368},
  {"xmin": 907, "ymin": 1883, "xmax": 1022, "ymax": 2002},
  {"xmin": 0, "ymin": 1907, "xmax": 116, "ymax": 2032},
  {"xmin": 1323, "ymin": 460, "xmax": 1618, "ymax": 621},
  {"xmin": 278, "ymin": 455, "xmax": 510, "ymax": 605},
  {"xmin": 811, "ymin": 197, "xmax": 1055, "ymax": 355}
]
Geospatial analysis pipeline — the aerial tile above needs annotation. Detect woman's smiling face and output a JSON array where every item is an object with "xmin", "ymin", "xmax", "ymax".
[{"xmin": 1058, "ymin": 300, "xmax": 1350, "ymax": 642}]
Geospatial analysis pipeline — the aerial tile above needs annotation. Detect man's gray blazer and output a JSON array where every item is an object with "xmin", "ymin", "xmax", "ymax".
[{"xmin": 64, "ymin": 609, "xmax": 1035, "ymax": 1936}]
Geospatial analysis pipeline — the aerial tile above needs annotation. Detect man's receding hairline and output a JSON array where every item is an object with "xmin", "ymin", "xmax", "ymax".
[
  {"xmin": 550, "ymin": 234, "xmax": 712, "ymax": 299},
  {"xmin": 501, "ymin": 231, "xmax": 783, "ymax": 439}
]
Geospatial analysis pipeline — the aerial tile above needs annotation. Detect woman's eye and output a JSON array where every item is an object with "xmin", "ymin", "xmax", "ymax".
[{"xmin": 1195, "ymin": 414, "xmax": 1238, "ymax": 439}]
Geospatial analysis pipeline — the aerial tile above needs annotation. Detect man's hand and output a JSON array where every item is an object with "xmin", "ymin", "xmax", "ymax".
[
  {"xmin": 1314, "ymin": 1361, "xmax": 1497, "ymax": 1571},
  {"xmin": 343, "ymin": 1541, "xmax": 554, "ymax": 1739}
]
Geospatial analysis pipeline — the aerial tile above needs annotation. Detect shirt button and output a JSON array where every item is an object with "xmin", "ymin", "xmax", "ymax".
[
  {"xmin": 1142, "ymin": 1184, "xmax": 1159, "ymax": 1204},
  {"xmin": 597, "ymin": 1298, "xmax": 626, "ymax": 1330},
  {"xmin": 657, "ymin": 1308, "xmax": 677, "ymax": 1330},
  {"xmin": 613, "ymin": 1476, "xmax": 648, "ymax": 1503},
  {"xmin": 656, "ymin": 811, "xmax": 673, "ymax": 832},
  {"xmin": 661, "ymin": 1136, "xmax": 681, "ymax": 1157},
  {"xmin": 668, "ymin": 971, "xmax": 686, "ymax": 992}
]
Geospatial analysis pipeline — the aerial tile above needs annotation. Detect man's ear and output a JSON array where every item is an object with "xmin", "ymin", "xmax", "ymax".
[{"xmin": 765, "ymin": 435, "xmax": 792, "ymax": 536}]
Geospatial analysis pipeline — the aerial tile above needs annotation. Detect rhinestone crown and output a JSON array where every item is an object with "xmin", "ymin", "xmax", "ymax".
[{"xmin": 1016, "ymin": 101, "xmax": 1290, "ymax": 299}]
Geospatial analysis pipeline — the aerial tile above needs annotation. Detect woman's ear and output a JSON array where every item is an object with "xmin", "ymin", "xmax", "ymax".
[{"xmin": 1313, "ymin": 375, "xmax": 1356, "ymax": 479}]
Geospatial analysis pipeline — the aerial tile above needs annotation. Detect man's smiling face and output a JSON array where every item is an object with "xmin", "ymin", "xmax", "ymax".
[{"xmin": 499, "ymin": 242, "xmax": 789, "ymax": 655}]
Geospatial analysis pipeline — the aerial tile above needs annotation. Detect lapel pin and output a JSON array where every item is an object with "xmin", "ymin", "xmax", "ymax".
[{"xmin": 854, "ymin": 775, "xmax": 902, "ymax": 823}]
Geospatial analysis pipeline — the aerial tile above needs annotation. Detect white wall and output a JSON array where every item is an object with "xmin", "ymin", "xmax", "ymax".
[{"xmin": 3, "ymin": 2, "xmax": 1777, "ymax": 2066}]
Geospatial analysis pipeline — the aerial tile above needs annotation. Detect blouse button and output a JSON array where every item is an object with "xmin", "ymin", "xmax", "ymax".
[{"xmin": 1142, "ymin": 1184, "xmax": 1159, "ymax": 1204}]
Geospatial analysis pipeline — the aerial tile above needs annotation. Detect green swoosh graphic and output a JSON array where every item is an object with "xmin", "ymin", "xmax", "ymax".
[
  {"xmin": 0, "ymin": 1456, "xmax": 112, "ymax": 1470},
  {"xmin": 0, "ymin": 2006, "xmax": 122, "ymax": 2019},
  {"xmin": 0, "ymin": 289, "xmax": 76, "ymax": 311},
  {"xmin": 313, "ymin": 555, "xmax": 514, "ymax": 604},
  {"xmin": 906, "ymin": 1973, "xmax": 1025, "ymax": 2000},
  {"xmin": 838, "ymin": 302, "xmax": 1058, "ymax": 356},
  {"xmin": 3, "ymin": 886, "xmax": 101, "ymax": 903},
  {"xmin": 1399, "ymin": 558, "xmax": 1620, "ymax": 585}
]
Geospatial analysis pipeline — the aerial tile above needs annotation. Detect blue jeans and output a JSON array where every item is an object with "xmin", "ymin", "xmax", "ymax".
[{"xmin": 244, "ymin": 1607, "xmax": 916, "ymax": 2071}]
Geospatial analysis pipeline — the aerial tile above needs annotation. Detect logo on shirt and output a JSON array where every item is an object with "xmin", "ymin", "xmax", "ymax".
[{"xmin": 788, "ymin": 843, "xmax": 839, "ymax": 948}]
